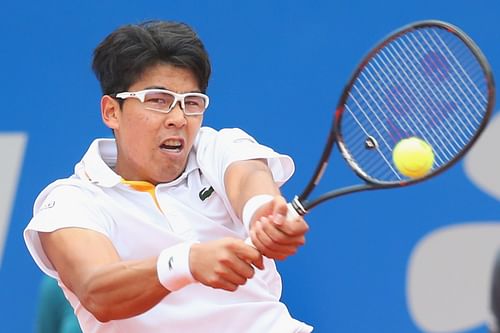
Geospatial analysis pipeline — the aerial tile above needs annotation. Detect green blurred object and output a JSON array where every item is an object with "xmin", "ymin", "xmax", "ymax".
[{"xmin": 36, "ymin": 276, "xmax": 82, "ymax": 333}]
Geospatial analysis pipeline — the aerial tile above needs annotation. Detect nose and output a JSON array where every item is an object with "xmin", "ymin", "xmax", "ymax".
[{"xmin": 164, "ymin": 102, "xmax": 187, "ymax": 128}]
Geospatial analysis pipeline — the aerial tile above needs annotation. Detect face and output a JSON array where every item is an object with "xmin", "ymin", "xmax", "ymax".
[{"xmin": 101, "ymin": 63, "xmax": 204, "ymax": 184}]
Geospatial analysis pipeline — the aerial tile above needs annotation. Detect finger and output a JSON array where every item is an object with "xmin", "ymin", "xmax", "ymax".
[
  {"xmin": 225, "ymin": 256, "xmax": 256, "ymax": 280},
  {"xmin": 272, "ymin": 215, "xmax": 310, "ymax": 238},
  {"xmin": 270, "ymin": 197, "xmax": 288, "ymax": 226},
  {"xmin": 259, "ymin": 217, "xmax": 306, "ymax": 246},
  {"xmin": 212, "ymin": 253, "xmax": 253, "ymax": 287},
  {"xmin": 210, "ymin": 278, "xmax": 239, "ymax": 292},
  {"xmin": 249, "ymin": 227, "xmax": 269, "ymax": 259},
  {"xmin": 219, "ymin": 267, "xmax": 250, "ymax": 286},
  {"xmin": 253, "ymin": 220, "xmax": 297, "ymax": 259},
  {"xmin": 250, "ymin": 225, "xmax": 289, "ymax": 262},
  {"xmin": 199, "ymin": 262, "xmax": 245, "ymax": 291},
  {"xmin": 233, "ymin": 240, "xmax": 264, "ymax": 270}
]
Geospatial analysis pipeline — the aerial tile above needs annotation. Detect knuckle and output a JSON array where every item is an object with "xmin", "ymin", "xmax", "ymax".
[
  {"xmin": 242, "ymin": 267, "xmax": 255, "ymax": 279},
  {"xmin": 212, "ymin": 265, "xmax": 226, "ymax": 277},
  {"xmin": 216, "ymin": 251, "xmax": 232, "ymax": 264},
  {"xmin": 276, "ymin": 254, "xmax": 287, "ymax": 260},
  {"xmin": 206, "ymin": 274, "xmax": 220, "ymax": 286},
  {"xmin": 262, "ymin": 238, "xmax": 278, "ymax": 250},
  {"xmin": 236, "ymin": 276, "xmax": 247, "ymax": 285},
  {"xmin": 226, "ymin": 284, "xmax": 238, "ymax": 292},
  {"xmin": 221, "ymin": 237, "xmax": 234, "ymax": 247}
]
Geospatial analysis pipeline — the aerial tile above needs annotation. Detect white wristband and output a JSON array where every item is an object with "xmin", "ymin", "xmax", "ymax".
[
  {"xmin": 157, "ymin": 241, "xmax": 197, "ymax": 291},
  {"xmin": 241, "ymin": 194, "xmax": 274, "ymax": 233}
]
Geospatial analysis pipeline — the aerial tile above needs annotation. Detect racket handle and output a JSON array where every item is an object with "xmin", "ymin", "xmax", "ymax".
[{"xmin": 286, "ymin": 201, "xmax": 300, "ymax": 219}]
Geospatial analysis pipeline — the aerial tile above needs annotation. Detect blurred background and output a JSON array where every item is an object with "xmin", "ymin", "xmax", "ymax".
[{"xmin": 1, "ymin": 0, "xmax": 499, "ymax": 332}]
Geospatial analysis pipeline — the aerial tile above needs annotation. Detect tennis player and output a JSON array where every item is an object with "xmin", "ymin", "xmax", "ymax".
[{"xmin": 24, "ymin": 20, "xmax": 313, "ymax": 333}]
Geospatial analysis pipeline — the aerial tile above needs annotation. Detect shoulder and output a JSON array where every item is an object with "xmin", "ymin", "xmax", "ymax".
[
  {"xmin": 196, "ymin": 127, "xmax": 257, "ymax": 144},
  {"xmin": 194, "ymin": 127, "xmax": 260, "ymax": 158},
  {"xmin": 33, "ymin": 178, "xmax": 103, "ymax": 214}
]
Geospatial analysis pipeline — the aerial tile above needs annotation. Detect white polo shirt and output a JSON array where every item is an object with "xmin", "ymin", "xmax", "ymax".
[{"xmin": 24, "ymin": 127, "xmax": 313, "ymax": 333}]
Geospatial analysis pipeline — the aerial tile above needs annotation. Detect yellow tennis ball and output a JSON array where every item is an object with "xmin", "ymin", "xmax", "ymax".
[{"xmin": 393, "ymin": 137, "xmax": 434, "ymax": 178}]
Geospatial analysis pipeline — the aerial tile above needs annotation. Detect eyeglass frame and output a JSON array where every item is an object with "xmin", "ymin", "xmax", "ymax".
[{"xmin": 113, "ymin": 88, "xmax": 210, "ymax": 116}]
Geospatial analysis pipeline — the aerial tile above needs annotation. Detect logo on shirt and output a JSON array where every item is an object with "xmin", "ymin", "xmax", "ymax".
[
  {"xmin": 199, "ymin": 186, "xmax": 214, "ymax": 201},
  {"xmin": 168, "ymin": 256, "xmax": 174, "ymax": 271},
  {"xmin": 39, "ymin": 200, "xmax": 56, "ymax": 211}
]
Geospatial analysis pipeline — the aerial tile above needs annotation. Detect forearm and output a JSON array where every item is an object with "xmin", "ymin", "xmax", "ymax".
[
  {"xmin": 225, "ymin": 159, "xmax": 281, "ymax": 219},
  {"xmin": 82, "ymin": 239, "xmax": 264, "ymax": 320},
  {"xmin": 40, "ymin": 227, "xmax": 262, "ymax": 322},
  {"xmin": 78, "ymin": 257, "xmax": 169, "ymax": 322},
  {"xmin": 224, "ymin": 160, "xmax": 309, "ymax": 261},
  {"xmin": 39, "ymin": 229, "xmax": 171, "ymax": 322}
]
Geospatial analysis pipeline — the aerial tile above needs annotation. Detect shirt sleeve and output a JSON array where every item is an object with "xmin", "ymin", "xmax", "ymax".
[
  {"xmin": 23, "ymin": 183, "xmax": 114, "ymax": 278},
  {"xmin": 193, "ymin": 127, "xmax": 295, "ymax": 226},
  {"xmin": 194, "ymin": 127, "xmax": 295, "ymax": 191}
]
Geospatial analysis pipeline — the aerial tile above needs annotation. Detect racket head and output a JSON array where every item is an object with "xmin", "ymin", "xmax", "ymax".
[{"xmin": 335, "ymin": 20, "xmax": 495, "ymax": 187}]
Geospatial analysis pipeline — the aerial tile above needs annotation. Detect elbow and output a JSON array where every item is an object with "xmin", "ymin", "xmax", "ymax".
[
  {"xmin": 79, "ymin": 287, "xmax": 113, "ymax": 322},
  {"xmin": 92, "ymin": 309, "xmax": 113, "ymax": 323}
]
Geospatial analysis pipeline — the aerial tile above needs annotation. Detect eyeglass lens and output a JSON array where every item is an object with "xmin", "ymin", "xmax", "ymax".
[{"xmin": 144, "ymin": 91, "xmax": 207, "ymax": 114}]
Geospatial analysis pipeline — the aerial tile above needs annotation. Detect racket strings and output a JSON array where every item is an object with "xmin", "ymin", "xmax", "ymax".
[
  {"xmin": 383, "ymin": 39, "xmax": 466, "ymax": 159},
  {"xmin": 361, "ymin": 57, "xmax": 453, "ymax": 163},
  {"xmin": 350, "ymin": 51, "xmax": 456, "ymax": 166},
  {"xmin": 396, "ymin": 32, "xmax": 484, "ymax": 144},
  {"xmin": 408, "ymin": 30, "xmax": 484, "ymax": 128},
  {"xmin": 381, "ymin": 34, "xmax": 470, "ymax": 153},
  {"xmin": 425, "ymin": 29, "xmax": 488, "ymax": 113},
  {"xmin": 346, "ymin": 56, "xmax": 452, "ymax": 174},
  {"xmin": 340, "ymin": 25, "xmax": 490, "ymax": 183}
]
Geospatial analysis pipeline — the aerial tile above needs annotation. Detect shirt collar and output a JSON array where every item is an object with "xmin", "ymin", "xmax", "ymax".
[{"xmin": 74, "ymin": 138, "xmax": 199, "ymax": 187}]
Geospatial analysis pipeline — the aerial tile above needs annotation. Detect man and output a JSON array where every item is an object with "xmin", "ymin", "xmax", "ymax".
[{"xmin": 24, "ymin": 20, "xmax": 312, "ymax": 332}]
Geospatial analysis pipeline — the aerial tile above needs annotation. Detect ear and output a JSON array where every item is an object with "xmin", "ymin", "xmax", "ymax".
[{"xmin": 101, "ymin": 95, "xmax": 121, "ymax": 130}]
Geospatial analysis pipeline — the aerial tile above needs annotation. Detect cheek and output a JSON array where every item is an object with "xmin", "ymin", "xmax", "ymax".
[
  {"xmin": 122, "ymin": 110, "xmax": 159, "ymax": 133},
  {"xmin": 186, "ymin": 118, "xmax": 203, "ymax": 142},
  {"xmin": 119, "ymin": 112, "xmax": 159, "ymax": 147}
]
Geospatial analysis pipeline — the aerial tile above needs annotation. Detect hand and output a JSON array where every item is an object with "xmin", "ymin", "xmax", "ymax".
[
  {"xmin": 189, "ymin": 238, "xmax": 264, "ymax": 292},
  {"xmin": 249, "ymin": 196, "xmax": 309, "ymax": 260}
]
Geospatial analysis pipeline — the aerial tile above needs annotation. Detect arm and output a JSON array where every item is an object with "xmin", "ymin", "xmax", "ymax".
[
  {"xmin": 39, "ymin": 228, "xmax": 166, "ymax": 322},
  {"xmin": 39, "ymin": 228, "xmax": 263, "ymax": 322},
  {"xmin": 225, "ymin": 159, "xmax": 309, "ymax": 260}
]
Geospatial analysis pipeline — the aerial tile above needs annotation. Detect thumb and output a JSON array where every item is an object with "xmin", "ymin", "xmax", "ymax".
[{"xmin": 271, "ymin": 196, "xmax": 288, "ymax": 226}]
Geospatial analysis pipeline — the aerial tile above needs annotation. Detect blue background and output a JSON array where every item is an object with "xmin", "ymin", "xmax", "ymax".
[{"xmin": 1, "ymin": 0, "xmax": 499, "ymax": 332}]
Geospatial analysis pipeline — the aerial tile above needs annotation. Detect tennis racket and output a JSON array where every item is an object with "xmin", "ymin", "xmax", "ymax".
[{"xmin": 288, "ymin": 20, "xmax": 495, "ymax": 217}]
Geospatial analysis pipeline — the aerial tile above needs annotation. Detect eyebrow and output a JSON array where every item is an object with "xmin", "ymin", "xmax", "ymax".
[
  {"xmin": 144, "ymin": 85, "xmax": 167, "ymax": 90},
  {"xmin": 142, "ymin": 86, "xmax": 202, "ymax": 94}
]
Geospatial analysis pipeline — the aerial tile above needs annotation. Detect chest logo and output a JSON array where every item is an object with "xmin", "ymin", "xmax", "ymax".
[{"xmin": 199, "ymin": 186, "xmax": 214, "ymax": 201}]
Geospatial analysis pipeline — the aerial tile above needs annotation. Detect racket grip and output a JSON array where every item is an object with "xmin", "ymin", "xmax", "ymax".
[{"xmin": 286, "ymin": 201, "xmax": 300, "ymax": 219}]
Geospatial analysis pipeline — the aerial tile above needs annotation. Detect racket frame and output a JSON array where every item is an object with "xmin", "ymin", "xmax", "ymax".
[{"xmin": 295, "ymin": 20, "xmax": 495, "ymax": 215}]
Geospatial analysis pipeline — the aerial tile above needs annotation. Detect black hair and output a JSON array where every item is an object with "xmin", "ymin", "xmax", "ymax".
[{"xmin": 92, "ymin": 20, "xmax": 211, "ymax": 95}]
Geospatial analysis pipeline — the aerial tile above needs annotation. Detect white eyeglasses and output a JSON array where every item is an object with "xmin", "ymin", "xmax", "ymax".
[{"xmin": 114, "ymin": 89, "xmax": 209, "ymax": 115}]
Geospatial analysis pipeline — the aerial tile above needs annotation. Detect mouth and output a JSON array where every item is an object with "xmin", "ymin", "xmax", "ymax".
[{"xmin": 160, "ymin": 138, "xmax": 184, "ymax": 153}]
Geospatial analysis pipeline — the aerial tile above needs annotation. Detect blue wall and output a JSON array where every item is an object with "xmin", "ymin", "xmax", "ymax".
[{"xmin": 1, "ymin": 1, "xmax": 499, "ymax": 332}]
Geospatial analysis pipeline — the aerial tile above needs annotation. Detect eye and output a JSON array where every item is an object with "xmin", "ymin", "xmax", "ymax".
[
  {"xmin": 185, "ymin": 96, "xmax": 205, "ymax": 107},
  {"xmin": 144, "ymin": 92, "xmax": 173, "ymax": 106}
]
